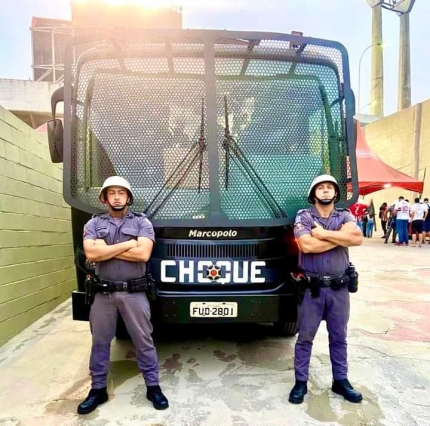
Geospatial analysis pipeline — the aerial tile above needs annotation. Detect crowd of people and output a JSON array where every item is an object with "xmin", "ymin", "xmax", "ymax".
[{"xmin": 350, "ymin": 196, "xmax": 430, "ymax": 247}]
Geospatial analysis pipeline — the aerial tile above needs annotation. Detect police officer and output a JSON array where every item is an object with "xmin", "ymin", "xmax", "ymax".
[
  {"xmin": 289, "ymin": 174, "xmax": 363, "ymax": 404},
  {"xmin": 77, "ymin": 176, "xmax": 168, "ymax": 414}
]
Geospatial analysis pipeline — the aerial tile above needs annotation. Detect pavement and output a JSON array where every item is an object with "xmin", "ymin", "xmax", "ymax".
[{"xmin": 0, "ymin": 232, "xmax": 430, "ymax": 426}]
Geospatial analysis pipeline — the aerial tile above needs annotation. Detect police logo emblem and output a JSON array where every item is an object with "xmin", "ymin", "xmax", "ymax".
[{"xmin": 206, "ymin": 265, "xmax": 222, "ymax": 281}]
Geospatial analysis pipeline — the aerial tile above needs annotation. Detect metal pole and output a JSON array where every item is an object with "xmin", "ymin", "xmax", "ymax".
[
  {"xmin": 30, "ymin": 27, "xmax": 36, "ymax": 80},
  {"xmin": 370, "ymin": 4, "xmax": 384, "ymax": 117},
  {"xmin": 51, "ymin": 28, "xmax": 56, "ymax": 82},
  {"xmin": 398, "ymin": 12, "xmax": 411, "ymax": 110},
  {"xmin": 358, "ymin": 44, "xmax": 378, "ymax": 113}
]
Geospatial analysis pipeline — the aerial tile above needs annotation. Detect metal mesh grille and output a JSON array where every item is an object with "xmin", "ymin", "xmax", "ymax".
[
  {"xmin": 166, "ymin": 242, "xmax": 259, "ymax": 259},
  {"xmin": 70, "ymin": 37, "xmax": 210, "ymax": 219},
  {"xmin": 67, "ymin": 32, "xmax": 353, "ymax": 222},
  {"xmin": 215, "ymin": 39, "xmax": 347, "ymax": 219}
]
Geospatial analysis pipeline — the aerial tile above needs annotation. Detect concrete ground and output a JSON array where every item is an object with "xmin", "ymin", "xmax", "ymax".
[{"xmin": 1, "ymin": 232, "xmax": 430, "ymax": 426}]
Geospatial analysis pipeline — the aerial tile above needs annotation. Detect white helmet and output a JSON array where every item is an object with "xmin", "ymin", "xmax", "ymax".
[
  {"xmin": 99, "ymin": 176, "xmax": 133, "ymax": 205},
  {"xmin": 307, "ymin": 174, "xmax": 340, "ymax": 204}
]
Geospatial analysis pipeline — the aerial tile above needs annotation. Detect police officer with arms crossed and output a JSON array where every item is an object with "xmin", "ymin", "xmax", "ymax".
[
  {"xmin": 289, "ymin": 174, "xmax": 363, "ymax": 404},
  {"xmin": 77, "ymin": 176, "xmax": 168, "ymax": 414}
]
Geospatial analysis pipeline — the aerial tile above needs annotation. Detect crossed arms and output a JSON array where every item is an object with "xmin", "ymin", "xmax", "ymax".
[
  {"xmin": 297, "ymin": 221, "xmax": 363, "ymax": 254},
  {"xmin": 83, "ymin": 237, "xmax": 154, "ymax": 263}
]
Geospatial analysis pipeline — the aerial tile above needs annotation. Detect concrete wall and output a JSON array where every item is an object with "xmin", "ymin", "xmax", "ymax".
[
  {"xmin": 363, "ymin": 100, "xmax": 430, "ymax": 209},
  {"xmin": 0, "ymin": 106, "xmax": 75, "ymax": 347},
  {"xmin": 0, "ymin": 79, "xmax": 61, "ymax": 113},
  {"xmin": 0, "ymin": 79, "xmax": 63, "ymax": 128}
]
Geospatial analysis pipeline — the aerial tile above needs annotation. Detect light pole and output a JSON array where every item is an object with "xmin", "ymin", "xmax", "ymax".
[
  {"xmin": 367, "ymin": 0, "xmax": 417, "ymax": 111},
  {"xmin": 357, "ymin": 42, "xmax": 383, "ymax": 113}
]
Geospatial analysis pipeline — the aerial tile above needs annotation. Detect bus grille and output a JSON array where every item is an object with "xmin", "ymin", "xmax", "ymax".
[{"xmin": 166, "ymin": 243, "xmax": 260, "ymax": 259}]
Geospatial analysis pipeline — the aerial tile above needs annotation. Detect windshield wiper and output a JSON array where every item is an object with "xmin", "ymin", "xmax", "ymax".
[
  {"xmin": 222, "ymin": 96, "xmax": 287, "ymax": 219},
  {"xmin": 145, "ymin": 98, "xmax": 206, "ymax": 219},
  {"xmin": 197, "ymin": 99, "xmax": 206, "ymax": 192},
  {"xmin": 223, "ymin": 96, "xmax": 231, "ymax": 190}
]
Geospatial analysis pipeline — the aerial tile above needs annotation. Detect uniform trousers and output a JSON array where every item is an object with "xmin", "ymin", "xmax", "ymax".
[
  {"xmin": 89, "ymin": 291, "xmax": 159, "ymax": 388},
  {"xmin": 294, "ymin": 285, "xmax": 350, "ymax": 381}
]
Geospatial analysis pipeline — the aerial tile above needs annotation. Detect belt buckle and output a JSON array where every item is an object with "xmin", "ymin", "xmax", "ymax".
[
  {"xmin": 101, "ymin": 283, "xmax": 110, "ymax": 295},
  {"xmin": 322, "ymin": 276, "xmax": 331, "ymax": 286}
]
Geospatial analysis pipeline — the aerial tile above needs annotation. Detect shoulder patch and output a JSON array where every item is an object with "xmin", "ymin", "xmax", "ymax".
[
  {"xmin": 295, "ymin": 222, "xmax": 304, "ymax": 231},
  {"xmin": 294, "ymin": 208, "xmax": 310, "ymax": 230}
]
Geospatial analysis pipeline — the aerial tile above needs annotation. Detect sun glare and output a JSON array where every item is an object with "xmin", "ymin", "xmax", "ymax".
[{"xmin": 103, "ymin": 0, "xmax": 178, "ymax": 8}]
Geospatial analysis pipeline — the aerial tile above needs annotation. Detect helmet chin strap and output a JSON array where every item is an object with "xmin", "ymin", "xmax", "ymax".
[
  {"xmin": 108, "ymin": 202, "xmax": 127, "ymax": 212},
  {"xmin": 315, "ymin": 196, "xmax": 336, "ymax": 206}
]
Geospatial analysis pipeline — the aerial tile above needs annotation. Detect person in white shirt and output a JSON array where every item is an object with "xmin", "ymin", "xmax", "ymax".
[
  {"xmin": 410, "ymin": 198, "xmax": 429, "ymax": 247},
  {"xmin": 394, "ymin": 196, "xmax": 411, "ymax": 246}
]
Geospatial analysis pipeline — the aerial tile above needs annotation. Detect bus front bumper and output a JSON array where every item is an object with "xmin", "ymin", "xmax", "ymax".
[
  {"xmin": 155, "ymin": 293, "xmax": 297, "ymax": 324},
  {"xmin": 71, "ymin": 291, "xmax": 298, "ymax": 324}
]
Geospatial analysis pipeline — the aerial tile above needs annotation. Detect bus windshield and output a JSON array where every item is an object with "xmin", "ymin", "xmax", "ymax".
[{"xmin": 65, "ymin": 32, "xmax": 355, "ymax": 225}]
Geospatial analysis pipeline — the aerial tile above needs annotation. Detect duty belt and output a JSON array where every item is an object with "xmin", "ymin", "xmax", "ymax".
[
  {"xmin": 92, "ymin": 277, "xmax": 148, "ymax": 294},
  {"xmin": 305, "ymin": 273, "xmax": 350, "ymax": 289}
]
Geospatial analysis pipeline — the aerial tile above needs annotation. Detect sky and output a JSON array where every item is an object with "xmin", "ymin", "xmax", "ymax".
[{"xmin": 0, "ymin": 0, "xmax": 429, "ymax": 117}]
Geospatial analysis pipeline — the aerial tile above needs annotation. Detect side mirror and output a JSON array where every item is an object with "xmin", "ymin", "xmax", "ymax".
[
  {"xmin": 352, "ymin": 117, "xmax": 358, "ymax": 149},
  {"xmin": 47, "ymin": 119, "xmax": 64, "ymax": 163},
  {"xmin": 47, "ymin": 86, "xmax": 64, "ymax": 163}
]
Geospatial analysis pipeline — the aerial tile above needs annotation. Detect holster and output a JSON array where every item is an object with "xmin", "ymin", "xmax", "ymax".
[
  {"xmin": 146, "ymin": 273, "xmax": 157, "ymax": 301},
  {"xmin": 308, "ymin": 279, "xmax": 320, "ymax": 298},
  {"xmin": 84, "ymin": 275, "xmax": 96, "ymax": 306},
  {"xmin": 345, "ymin": 263, "xmax": 359, "ymax": 293},
  {"xmin": 290, "ymin": 273, "xmax": 309, "ymax": 304}
]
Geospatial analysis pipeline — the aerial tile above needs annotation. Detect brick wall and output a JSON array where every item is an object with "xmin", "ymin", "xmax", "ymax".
[{"xmin": 0, "ymin": 106, "xmax": 75, "ymax": 346}]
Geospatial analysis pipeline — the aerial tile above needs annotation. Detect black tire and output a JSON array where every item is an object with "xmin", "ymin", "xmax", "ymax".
[
  {"xmin": 273, "ymin": 321, "xmax": 298, "ymax": 336},
  {"xmin": 115, "ymin": 314, "xmax": 131, "ymax": 340}
]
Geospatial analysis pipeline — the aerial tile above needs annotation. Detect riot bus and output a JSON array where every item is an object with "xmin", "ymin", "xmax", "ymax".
[{"xmin": 48, "ymin": 28, "xmax": 358, "ymax": 336}]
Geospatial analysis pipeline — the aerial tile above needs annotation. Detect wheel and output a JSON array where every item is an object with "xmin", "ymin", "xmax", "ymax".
[
  {"xmin": 273, "ymin": 320, "xmax": 298, "ymax": 336},
  {"xmin": 115, "ymin": 314, "xmax": 131, "ymax": 340}
]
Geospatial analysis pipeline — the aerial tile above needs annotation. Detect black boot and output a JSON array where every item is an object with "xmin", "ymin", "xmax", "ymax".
[
  {"xmin": 288, "ymin": 380, "xmax": 307, "ymax": 404},
  {"xmin": 77, "ymin": 387, "xmax": 108, "ymax": 414},
  {"xmin": 332, "ymin": 379, "xmax": 362, "ymax": 403},
  {"xmin": 146, "ymin": 385, "xmax": 169, "ymax": 410}
]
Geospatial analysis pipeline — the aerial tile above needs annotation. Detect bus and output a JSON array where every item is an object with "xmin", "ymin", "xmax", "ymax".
[{"xmin": 48, "ymin": 28, "xmax": 358, "ymax": 336}]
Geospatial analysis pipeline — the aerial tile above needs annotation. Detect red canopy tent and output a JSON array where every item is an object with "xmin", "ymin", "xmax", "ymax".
[{"xmin": 355, "ymin": 122, "xmax": 424, "ymax": 196}]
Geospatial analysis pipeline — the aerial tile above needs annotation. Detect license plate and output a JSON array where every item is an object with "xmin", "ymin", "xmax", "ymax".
[{"xmin": 190, "ymin": 302, "xmax": 238, "ymax": 318}]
